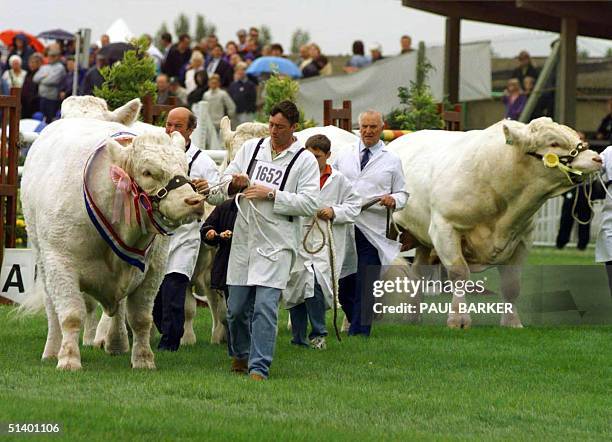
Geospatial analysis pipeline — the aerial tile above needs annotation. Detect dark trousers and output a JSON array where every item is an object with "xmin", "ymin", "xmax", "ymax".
[
  {"xmin": 153, "ymin": 272, "xmax": 189, "ymax": 351},
  {"xmin": 556, "ymin": 190, "xmax": 591, "ymax": 250},
  {"xmin": 606, "ymin": 262, "xmax": 612, "ymax": 298},
  {"xmin": 39, "ymin": 97, "xmax": 60, "ymax": 123},
  {"xmin": 339, "ymin": 227, "xmax": 380, "ymax": 336}
]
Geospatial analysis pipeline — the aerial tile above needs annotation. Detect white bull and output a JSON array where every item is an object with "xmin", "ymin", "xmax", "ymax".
[
  {"xmin": 21, "ymin": 98, "xmax": 206, "ymax": 370},
  {"xmin": 388, "ymin": 117, "xmax": 603, "ymax": 328}
]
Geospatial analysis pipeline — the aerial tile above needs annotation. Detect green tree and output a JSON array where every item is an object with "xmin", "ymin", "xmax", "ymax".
[
  {"xmin": 606, "ymin": 47, "xmax": 612, "ymax": 58},
  {"xmin": 94, "ymin": 37, "xmax": 157, "ymax": 111},
  {"xmin": 387, "ymin": 42, "xmax": 443, "ymax": 131},
  {"xmin": 154, "ymin": 22, "xmax": 169, "ymax": 51},
  {"xmin": 174, "ymin": 13, "xmax": 190, "ymax": 38},
  {"xmin": 260, "ymin": 25, "xmax": 272, "ymax": 46},
  {"xmin": 259, "ymin": 72, "xmax": 315, "ymax": 130},
  {"xmin": 578, "ymin": 49, "xmax": 589, "ymax": 59},
  {"xmin": 290, "ymin": 29, "xmax": 310, "ymax": 55},
  {"xmin": 195, "ymin": 14, "xmax": 217, "ymax": 41}
]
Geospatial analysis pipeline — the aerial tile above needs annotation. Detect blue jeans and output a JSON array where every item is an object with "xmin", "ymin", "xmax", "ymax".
[
  {"xmin": 289, "ymin": 280, "xmax": 328, "ymax": 346},
  {"xmin": 227, "ymin": 285, "xmax": 281, "ymax": 378}
]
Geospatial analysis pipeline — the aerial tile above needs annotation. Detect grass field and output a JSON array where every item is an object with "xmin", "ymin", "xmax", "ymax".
[{"xmin": 0, "ymin": 247, "xmax": 610, "ymax": 441}]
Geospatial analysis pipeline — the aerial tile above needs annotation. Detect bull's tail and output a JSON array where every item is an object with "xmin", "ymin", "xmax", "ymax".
[
  {"xmin": 219, "ymin": 116, "xmax": 234, "ymax": 150},
  {"xmin": 15, "ymin": 258, "xmax": 45, "ymax": 316}
]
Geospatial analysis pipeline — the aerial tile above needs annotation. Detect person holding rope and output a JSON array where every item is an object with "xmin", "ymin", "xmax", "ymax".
[
  {"xmin": 216, "ymin": 100, "xmax": 320, "ymax": 380},
  {"xmin": 284, "ymin": 134, "xmax": 361, "ymax": 349},
  {"xmin": 595, "ymin": 143, "xmax": 612, "ymax": 297},
  {"xmin": 334, "ymin": 110, "xmax": 408, "ymax": 336},
  {"xmin": 153, "ymin": 107, "xmax": 220, "ymax": 351}
]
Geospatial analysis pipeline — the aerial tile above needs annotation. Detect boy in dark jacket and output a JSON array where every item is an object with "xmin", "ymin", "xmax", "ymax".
[{"xmin": 200, "ymin": 197, "xmax": 238, "ymax": 299}]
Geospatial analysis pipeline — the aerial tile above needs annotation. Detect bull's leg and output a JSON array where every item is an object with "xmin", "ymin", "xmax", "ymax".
[
  {"xmin": 93, "ymin": 311, "xmax": 111, "ymax": 348},
  {"xmin": 104, "ymin": 298, "xmax": 129, "ymax": 355},
  {"xmin": 209, "ymin": 289, "xmax": 227, "ymax": 344},
  {"xmin": 44, "ymin": 256, "xmax": 85, "ymax": 370},
  {"xmin": 126, "ymin": 293, "xmax": 155, "ymax": 370},
  {"xmin": 498, "ymin": 244, "xmax": 527, "ymax": 328},
  {"xmin": 82, "ymin": 294, "xmax": 99, "ymax": 346},
  {"xmin": 181, "ymin": 290, "xmax": 197, "ymax": 346},
  {"xmin": 429, "ymin": 215, "xmax": 472, "ymax": 329},
  {"xmin": 42, "ymin": 292, "xmax": 61, "ymax": 360}
]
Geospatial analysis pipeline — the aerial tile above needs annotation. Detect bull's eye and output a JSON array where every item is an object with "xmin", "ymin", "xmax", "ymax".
[{"xmin": 142, "ymin": 170, "xmax": 152, "ymax": 177}]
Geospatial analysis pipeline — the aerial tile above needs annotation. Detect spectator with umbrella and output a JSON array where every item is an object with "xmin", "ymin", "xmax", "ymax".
[
  {"xmin": 1, "ymin": 55, "xmax": 26, "ymax": 93},
  {"xmin": 79, "ymin": 53, "xmax": 107, "ymax": 96},
  {"xmin": 21, "ymin": 53, "xmax": 42, "ymax": 118},
  {"xmin": 7, "ymin": 34, "xmax": 35, "ymax": 71},
  {"xmin": 246, "ymin": 55, "xmax": 302, "ymax": 79}
]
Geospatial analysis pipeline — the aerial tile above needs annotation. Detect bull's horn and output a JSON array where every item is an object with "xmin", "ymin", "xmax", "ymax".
[
  {"xmin": 109, "ymin": 98, "xmax": 142, "ymax": 126},
  {"xmin": 219, "ymin": 116, "xmax": 235, "ymax": 150}
]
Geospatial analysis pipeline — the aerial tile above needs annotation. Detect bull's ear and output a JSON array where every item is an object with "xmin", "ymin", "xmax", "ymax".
[
  {"xmin": 109, "ymin": 98, "xmax": 141, "ymax": 126},
  {"xmin": 170, "ymin": 131, "xmax": 185, "ymax": 151},
  {"xmin": 503, "ymin": 123, "xmax": 531, "ymax": 150},
  {"xmin": 220, "ymin": 116, "xmax": 234, "ymax": 149},
  {"xmin": 106, "ymin": 138, "xmax": 129, "ymax": 167}
]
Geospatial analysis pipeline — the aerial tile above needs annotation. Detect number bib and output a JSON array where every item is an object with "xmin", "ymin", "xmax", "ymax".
[{"xmin": 251, "ymin": 160, "xmax": 287, "ymax": 190}]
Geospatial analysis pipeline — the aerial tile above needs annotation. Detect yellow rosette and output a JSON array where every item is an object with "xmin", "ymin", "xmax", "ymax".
[{"xmin": 542, "ymin": 152, "xmax": 560, "ymax": 168}]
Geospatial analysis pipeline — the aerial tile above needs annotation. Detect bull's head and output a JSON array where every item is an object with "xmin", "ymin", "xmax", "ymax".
[
  {"xmin": 220, "ymin": 116, "xmax": 269, "ymax": 162},
  {"xmin": 107, "ymin": 131, "xmax": 204, "ymax": 229},
  {"xmin": 503, "ymin": 117, "xmax": 602, "ymax": 193}
]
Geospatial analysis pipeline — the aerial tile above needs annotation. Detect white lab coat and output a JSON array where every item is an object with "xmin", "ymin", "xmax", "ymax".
[
  {"xmin": 333, "ymin": 140, "xmax": 408, "ymax": 267},
  {"xmin": 283, "ymin": 168, "xmax": 361, "ymax": 309},
  {"xmin": 595, "ymin": 145, "xmax": 612, "ymax": 262},
  {"xmin": 219, "ymin": 137, "xmax": 320, "ymax": 289},
  {"xmin": 165, "ymin": 144, "xmax": 220, "ymax": 277}
]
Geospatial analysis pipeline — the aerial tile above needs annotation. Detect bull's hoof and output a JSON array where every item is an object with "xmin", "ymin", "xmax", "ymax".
[
  {"xmin": 57, "ymin": 357, "xmax": 82, "ymax": 371},
  {"xmin": 131, "ymin": 354, "xmax": 155, "ymax": 370},
  {"xmin": 93, "ymin": 338, "xmax": 105, "ymax": 349},
  {"xmin": 41, "ymin": 353, "xmax": 57, "ymax": 361},
  {"xmin": 500, "ymin": 315, "xmax": 523, "ymax": 328},
  {"xmin": 104, "ymin": 337, "xmax": 130, "ymax": 355},
  {"xmin": 447, "ymin": 313, "xmax": 472, "ymax": 329},
  {"xmin": 181, "ymin": 330, "xmax": 197, "ymax": 346},
  {"xmin": 210, "ymin": 326, "xmax": 226, "ymax": 344},
  {"xmin": 341, "ymin": 317, "xmax": 350, "ymax": 333}
]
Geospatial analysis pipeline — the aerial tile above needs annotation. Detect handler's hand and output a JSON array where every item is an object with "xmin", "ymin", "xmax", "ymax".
[
  {"xmin": 220, "ymin": 230, "xmax": 233, "ymax": 239},
  {"xmin": 317, "ymin": 207, "xmax": 334, "ymax": 220},
  {"xmin": 243, "ymin": 184, "xmax": 273, "ymax": 200},
  {"xmin": 193, "ymin": 178, "xmax": 209, "ymax": 195},
  {"xmin": 205, "ymin": 230, "xmax": 217, "ymax": 241},
  {"xmin": 379, "ymin": 195, "xmax": 396, "ymax": 208},
  {"xmin": 231, "ymin": 174, "xmax": 249, "ymax": 191}
]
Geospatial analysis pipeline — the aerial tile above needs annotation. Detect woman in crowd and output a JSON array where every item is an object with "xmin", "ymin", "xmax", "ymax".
[
  {"xmin": 185, "ymin": 50, "xmax": 205, "ymax": 94},
  {"xmin": 502, "ymin": 78, "xmax": 527, "ymax": 120},
  {"xmin": 2, "ymin": 55, "xmax": 27, "ymax": 93},
  {"xmin": 203, "ymin": 73, "xmax": 236, "ymax": 132}
]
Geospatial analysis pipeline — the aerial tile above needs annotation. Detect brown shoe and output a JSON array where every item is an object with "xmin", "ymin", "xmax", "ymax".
[
  {"xmin": 249, "ymin": 372, "xmax": 266, "ymax": 381},
  {"xmin": 231, "ymin": 358, "xmax": 248, "ymax": 374}
]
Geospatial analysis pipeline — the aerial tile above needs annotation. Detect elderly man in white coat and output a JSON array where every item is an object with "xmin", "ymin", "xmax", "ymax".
[
  {"xmin": 334, "ymin": 110, "xmax": 408, "ymax": 336},
  {"xmin": 216, "ymin": 100, "xmax": 320, "ymax": 380},
  {"xmin": 153, "ymin": 107, "xmax": 220, "ymax": 351},
  {"xmin": 284, "ymin": 134, "xmax": 361, "ymax": 349},
  {"xmin": 595, "ymin": 144, "xmax": 612, "ymax": 297}
]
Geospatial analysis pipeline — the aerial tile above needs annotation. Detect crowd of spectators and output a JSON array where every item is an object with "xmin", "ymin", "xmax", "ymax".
[{"xmin": 0, "ymin": 28, "xmax": 413, "ymax": 127}]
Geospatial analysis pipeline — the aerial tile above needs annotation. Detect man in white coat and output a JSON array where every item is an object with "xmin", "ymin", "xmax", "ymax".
[
  {"xmin": 153, "ymin": 107, "xmax": 220, "ymax": 351},
  {"xmin": 218, "ymin": 101, "xmax": 320, "ymax": 380},
  {"xmin": 284, "ymin": 134, "xmax": 361, "ymax": 349},
  {"xmin": 334, "ymin": 110, "xmax": 408, "ymax": 336},
  {"xmin": 595, "ymin": 144, "xmax": 612, "ymax": 296}
]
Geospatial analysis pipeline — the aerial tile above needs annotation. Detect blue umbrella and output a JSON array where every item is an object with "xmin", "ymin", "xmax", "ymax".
[
  {"xmin": 246, "ymin": 56, "xmax": 302, "ymax": 78},
  {"xmin": 37, "ymin": 29, "xmax": 75, "ymax": 41}
]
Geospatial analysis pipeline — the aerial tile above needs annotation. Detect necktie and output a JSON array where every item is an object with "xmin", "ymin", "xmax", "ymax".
[{"xmin": 360, "ymin": 148, "xmax": 371, "ymax": 170}]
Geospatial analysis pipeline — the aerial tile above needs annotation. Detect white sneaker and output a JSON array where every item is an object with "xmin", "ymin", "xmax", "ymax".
[{"xmin": 310, "ymin": 336, "xmax": 327, "ymax": 350}]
